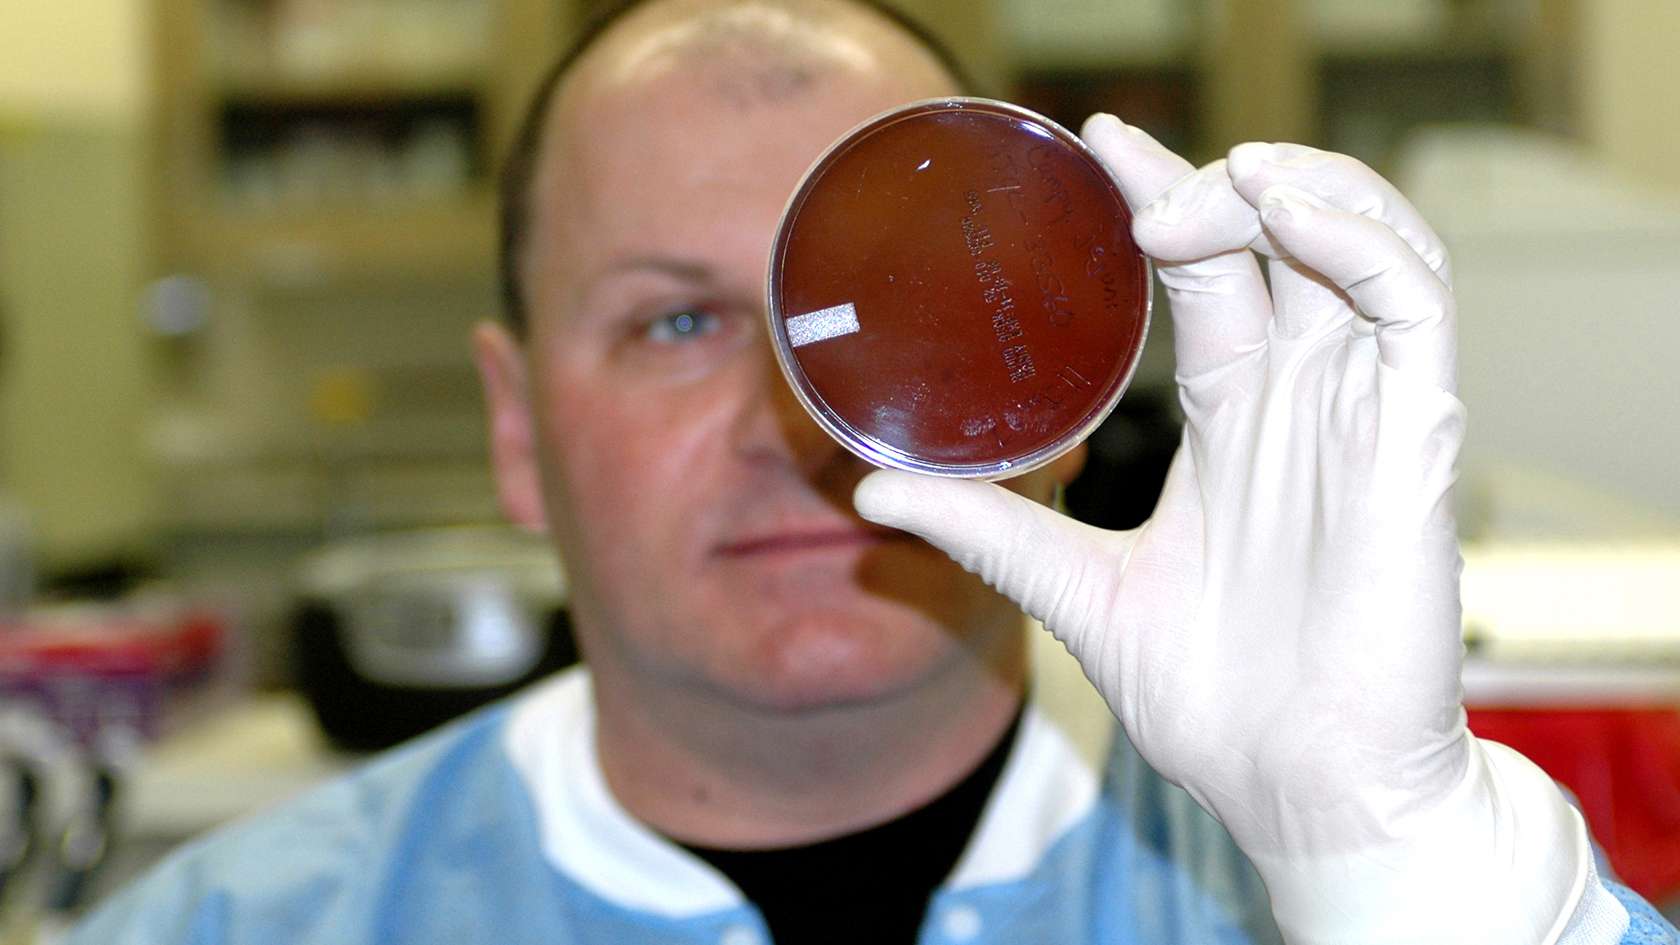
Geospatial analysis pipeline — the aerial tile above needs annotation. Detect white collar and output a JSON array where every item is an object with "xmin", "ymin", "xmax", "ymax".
[{"xmin": 502, "ymin": 631, "xmax": 1108, "ymax": 919}]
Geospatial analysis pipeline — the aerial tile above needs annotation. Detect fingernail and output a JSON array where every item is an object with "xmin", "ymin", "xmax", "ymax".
[
  {"xmin": 853, "ymin": 470, "xmax": 909, "ymax": 523},
  {"xmin": 1138, "ymin": 195, "xmax": 1179, "ymax": 227},
  {"xmin": 1117, "ymin": 119, "xmax": 1154, "ymax": 141},
  {"xmin": 1259, "ymin": 190, "xmax": 1304, "ymax": 225},
  {"xmin": 1226, "ymin": 141, "xmax": 1278, "ymax": 180},
  {"xmin": 1138, "ymin": 168, "xmax": 1198, "ymax": 227},
  {"xmin": 1136, "ymin": 201, "xmax": 1166, "ymax": 227},
  {"xmin": 1085, "ymin": 113, "xmax": 1150, "ymax": 147},
  {"xmin": 1270, "ymin": 182, "xmax": 1331, "ymax": 208}
]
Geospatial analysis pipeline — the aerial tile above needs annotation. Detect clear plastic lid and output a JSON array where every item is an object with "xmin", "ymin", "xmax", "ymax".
[{"xmin": 767, "ymin": 97, "xmax": 1152, "ymax": 479}]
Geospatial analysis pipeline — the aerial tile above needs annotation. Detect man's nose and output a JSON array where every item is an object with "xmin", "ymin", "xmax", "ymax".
[{"xmin": 732, "ymin": 339, "xmax": 852, "ymax": 477}]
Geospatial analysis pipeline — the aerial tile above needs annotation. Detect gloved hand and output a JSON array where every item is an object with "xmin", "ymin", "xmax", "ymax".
[{"xmin": 854, "ymin": 117, "xmax": 1623, "ymax": 944}]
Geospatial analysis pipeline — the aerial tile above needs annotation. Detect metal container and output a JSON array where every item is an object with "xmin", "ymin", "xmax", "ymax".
[{"xmin": 290, "ymin": 526, "xmax": 575, "ymax": 750}]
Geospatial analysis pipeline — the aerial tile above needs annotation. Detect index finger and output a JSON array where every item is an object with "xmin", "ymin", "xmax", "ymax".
[
  {"xmin": 1081, "ymin": 115, "xmax": 1273, "ymax": 380},
  {"xmin": 1226, "ymin": 142, "xmax": 1453, "ymax": 287}
]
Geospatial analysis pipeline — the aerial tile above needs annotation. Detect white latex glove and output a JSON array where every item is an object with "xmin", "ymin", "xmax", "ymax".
[{"xmin": 854, "ymin": 118, "xmax": 1625, "ymax": 944}]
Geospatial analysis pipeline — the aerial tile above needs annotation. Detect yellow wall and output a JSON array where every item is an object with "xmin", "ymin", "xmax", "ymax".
[
  {"xmin": 1580, "ymin": 1, "xmax": 1680, "ymax": 193},
  {"xmin": 0, "ymin": 0, "xmax": 148, "ymax": 123},
  {"xmin": 0, "ymin": 0, "xmax": 155, "ymax": 568},
  {"xmin": 894, "ymin": 0, "xmax": 1000, "ymax": 91}
]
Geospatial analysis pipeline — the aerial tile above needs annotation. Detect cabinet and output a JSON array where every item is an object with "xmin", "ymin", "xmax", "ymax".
[
  {"xmin": 149, "ymin": 0, "xmax": 565, "ymax": 284},
  {"xmin": 1003, "ymin": 0, "xmax": 1556, "ymax": 173},
  {"xmin": 143, "ymin": 0, "xmax": 570, "ymax": 552}
]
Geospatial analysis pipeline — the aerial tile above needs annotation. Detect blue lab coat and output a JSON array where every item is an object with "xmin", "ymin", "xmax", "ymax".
[{"xmin": 70, "ymin": 669, "xmax": 1678, "ymax": 945}]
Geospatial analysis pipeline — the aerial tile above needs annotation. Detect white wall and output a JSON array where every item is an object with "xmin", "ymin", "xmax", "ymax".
[{"xmin": 1399, "ymin": 128, "xmax": 1680, "ymax": 536}]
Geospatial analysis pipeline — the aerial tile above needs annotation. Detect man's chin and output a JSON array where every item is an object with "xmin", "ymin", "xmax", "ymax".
[{"xmin": 710, "ymin": 609, "xmax": 965, "ymax": 715}]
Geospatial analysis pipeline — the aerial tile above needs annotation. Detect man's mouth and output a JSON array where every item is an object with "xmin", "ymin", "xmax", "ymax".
[{"xmin": 713, "ymin": 526, "xmax": 910, "ymax": 558}]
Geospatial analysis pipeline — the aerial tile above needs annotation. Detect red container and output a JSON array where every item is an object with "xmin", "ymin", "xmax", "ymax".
[
  {"xmin": 1470, "ymin": 707, "xmax": 1680, "ymax": 904},
  {"xmin": 0, "ymin": 605, "xmax": 226, "ymax": 746}
]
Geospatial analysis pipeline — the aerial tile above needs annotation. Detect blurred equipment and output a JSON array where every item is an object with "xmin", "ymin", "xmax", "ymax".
[
  {"xmin": 152, "ymin": 0, "xmax": 561, "ymax": 285},
  {"xmin": 1461, "ymin": 541, "xmax": 1680, "ymax": 907},
  {"xmin": 0, "ymin": 708, "xmax": 61, "ymax": 942},
  {"xmin": 290, "ymin": 526, "xmax": 575, "ymax": 750},
  {"xmin": 0, "ymin": 711, "xmax": 51, "ymax": 926},
  {"xmin": 42, "ymin": 729, "xmax": 134, "ymax": 918},
  {"xmin": 1462, "ymin": 543, "xmax": 1680, "ymax": 660},
  {"xmin": 0, "ymin": 600, "xmax": 226, "ymax": 936},
  {"xmin": 0, "ymin": 603, "xmax": 228, "ymax": 747}
]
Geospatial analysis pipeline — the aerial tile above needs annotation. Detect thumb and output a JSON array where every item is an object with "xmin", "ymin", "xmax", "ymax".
[{"xmin": 853, "ymin": 470, "xmax": 1121, "ymax": 634}]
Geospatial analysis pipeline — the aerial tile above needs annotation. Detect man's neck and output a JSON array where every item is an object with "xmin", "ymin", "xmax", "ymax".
[{"xmin": 590, "ymin": 632, "xmax": 1027, "ymax": 850}]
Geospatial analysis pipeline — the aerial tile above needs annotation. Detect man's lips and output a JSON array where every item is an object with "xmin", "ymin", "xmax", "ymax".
[{"xmin": 713, "ymin": 526, "xmax": 911, "ymax": 558}]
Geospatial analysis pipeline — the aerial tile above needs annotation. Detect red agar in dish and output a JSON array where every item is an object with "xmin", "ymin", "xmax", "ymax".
[{"xmin": 768, "ymin": 98, "xmax": 1151, "ymax": 478}]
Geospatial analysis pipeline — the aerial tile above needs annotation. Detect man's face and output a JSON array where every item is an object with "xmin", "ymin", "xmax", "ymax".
[{"xmin": 480, "ymin": 27, "xmax": 1077, "ymax": 712}]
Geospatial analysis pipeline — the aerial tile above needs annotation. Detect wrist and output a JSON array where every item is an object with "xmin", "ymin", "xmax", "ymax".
[{"xmin": 1247, "ymin": 737, "xmax": 1591, "ymax": 945}]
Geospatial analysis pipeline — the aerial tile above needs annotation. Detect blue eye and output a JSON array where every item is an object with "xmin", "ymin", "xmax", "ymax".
[{"xmin": 644, "ymin": 309, "xmax": 720, "ymax": 343}]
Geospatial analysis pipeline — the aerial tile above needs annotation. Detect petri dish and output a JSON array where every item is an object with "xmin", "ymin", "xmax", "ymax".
[{"xmin": 767, "ymin": 97, "xmax": 1152, "ymax": 480}]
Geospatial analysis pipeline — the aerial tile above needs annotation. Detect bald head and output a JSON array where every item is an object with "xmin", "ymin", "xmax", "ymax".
[
  {"xmin": 571, "ymin": 0, "xmax": 947, "ymax": 108},
  {"xmin": 498, "ymin": 0, "xmax": 972, "ymax": 333}
]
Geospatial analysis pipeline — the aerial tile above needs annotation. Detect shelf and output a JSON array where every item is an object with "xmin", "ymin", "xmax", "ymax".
[
  {"xmin": 1464, "ymin": 658, "xmax": 1680, "ymax": 708},
  {"xmin": 178, "ymin": 191, "xmax": 497, "ymax": 284},
  {"xmin": 126, "ymin": 693, "xmax": 350, "ymax": 839},
  {"xmin": 216, "ymin": 67, "xmax": 487, "ymax": 106},
  {"xmin": 1008, "ymin": 43, "xmax": 1196, "ymax": 73},
  {"xmin": 1314, "ymin": 31, "xmax": 1509, "ymax": 64},
  {"xmin": 151, "ymin": 0, "xmax": 564, "ymax": 285}
]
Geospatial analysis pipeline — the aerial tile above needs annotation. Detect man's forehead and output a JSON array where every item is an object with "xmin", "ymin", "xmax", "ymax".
[
  {"xmin": 548, "ymin": 59, "xmax": 836, "ymax": 221},
  {"xmin": 553, "ymin": 3, "xmax": 952, "ymax": 135},
  {"xmin": 574, "ymin": 1, "xmax": 885, "ymax": 98},
  {"xmin": 522, "ymin": 0, "xmax": 958, "ymax": 295},
  {"xmin": 555, "ymin": 66, "xmax": 840, "ymax": 242}
]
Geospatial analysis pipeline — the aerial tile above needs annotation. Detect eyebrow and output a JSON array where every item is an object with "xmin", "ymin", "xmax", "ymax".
[
  {"xmin": 600, "ymin": 255, "xmax": 716, "ymax": 283},
  {"xmin": 570, "ymin": 254, "xmax": 723, "ymax": 315}
]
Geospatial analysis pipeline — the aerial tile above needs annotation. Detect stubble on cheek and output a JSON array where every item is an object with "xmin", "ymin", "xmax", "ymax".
[
  {"xmin": 531, "ymin": 354, "xmax": 1006, "ymax": 701},
  {"xmin": 853, "ymin": 539, "xmax": 1004, "ymax": 633}
]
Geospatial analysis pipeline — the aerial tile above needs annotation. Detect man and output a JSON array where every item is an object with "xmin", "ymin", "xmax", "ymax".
[{"xmin": 72, "ymin": 0, "xmax": 1679, "ymax": 942}]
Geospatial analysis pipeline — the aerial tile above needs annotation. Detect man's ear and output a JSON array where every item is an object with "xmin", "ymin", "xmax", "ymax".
[{"xmin": 472, "ymin": 321, "xmax": 547, "ymax": 532}]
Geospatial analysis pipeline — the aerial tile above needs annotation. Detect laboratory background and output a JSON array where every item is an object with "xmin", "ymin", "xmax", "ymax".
[{"xmin": 0, "ymin": 0, "xmax": 1677, "ymax": 938}]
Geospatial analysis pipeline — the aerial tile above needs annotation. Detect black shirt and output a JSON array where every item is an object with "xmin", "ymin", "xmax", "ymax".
[{"xmin": 681, "ymin": 711, "xmax": 1021, "ymax": 945}]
